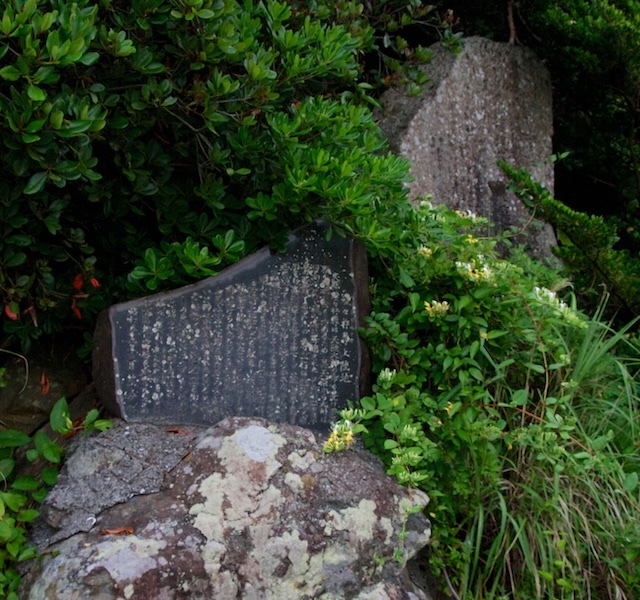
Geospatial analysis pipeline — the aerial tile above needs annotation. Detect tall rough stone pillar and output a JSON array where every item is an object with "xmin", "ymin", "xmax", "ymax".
[{"xmin": 377, "ymin": 36, "xmax": 557, "ymax": 260}]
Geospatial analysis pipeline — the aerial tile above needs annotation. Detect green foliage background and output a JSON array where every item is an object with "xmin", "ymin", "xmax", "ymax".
[
  {"xmin": 0, "ymin": 0, "xmax": 432, "ymax": 351},
  {"xmin": 1, "ymin": 2, "xmax": 640, "ymax": 599}
]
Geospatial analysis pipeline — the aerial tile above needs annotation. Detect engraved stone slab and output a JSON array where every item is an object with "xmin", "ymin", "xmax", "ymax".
[
  {"xmin": 93, "ymin": 222, "xmax": 369, "ymax": 431},
  {"xmin": 377, "ymin": 36, "xmax": 557, "ymax": 260}
]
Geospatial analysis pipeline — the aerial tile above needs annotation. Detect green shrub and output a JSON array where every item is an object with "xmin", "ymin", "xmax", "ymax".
[
  {"xmin": 0, "ymin": 397, "xmax": 111, "ymax": 599},
  {"xmin": 0, "ymin": 0, "xmax": 436, "ymax": 352},
  {"xmin": 501, "ymin": 161, "xmax": 640, "ymax": 320},
  {"xmin": 327, "ymin": 199, "xmax": 640, "ymax": 599}
]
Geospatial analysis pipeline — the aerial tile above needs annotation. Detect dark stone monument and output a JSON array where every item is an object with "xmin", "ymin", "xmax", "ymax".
[{"xmin": 93, "ymin": 221, "xmax": 370, "ymax": 432}]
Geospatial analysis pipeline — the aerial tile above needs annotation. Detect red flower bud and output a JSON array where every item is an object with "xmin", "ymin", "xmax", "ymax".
[{"xmin": 73, "ymin": 273, "xmax": 84, "ymax": 291}]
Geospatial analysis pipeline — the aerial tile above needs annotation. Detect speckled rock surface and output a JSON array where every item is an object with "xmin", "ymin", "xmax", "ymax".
[
  {"xmin": 377, "ymin": 36, "xmax": 557, "ymax": 260},
  {"xmin": 20, "ymin": 417, "xmax": 431, "ymax": 599}
]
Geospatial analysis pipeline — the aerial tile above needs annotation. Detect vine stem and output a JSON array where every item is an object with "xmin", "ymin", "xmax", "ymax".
[{"xmin": 0, "ymin": 348, "xmax": 29, "ymax": 395}]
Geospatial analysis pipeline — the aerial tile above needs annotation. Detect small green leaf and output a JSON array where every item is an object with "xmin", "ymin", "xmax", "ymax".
[
  {"xmin": 511, "ymin": 389, "xmax": 529, "ymax": 406},
  {"xmin": 0, "ymin": 521, "xmax": 14, "ymax": 543},
  {"xmin": 50, "ymin": 396, "xmax": 72, "ymax": 434},
  {"xmin": 11, "ymin": 476, "xmax": 39, "ymax": 491},
  {"xmin": 0, "ymin": 458, "xmax": 15, "ymax": 479},
  {"xmin": 79, "ymin": 52, "xmax": 99, "ymax": 66},
  {"xmin": 41, "ymin": 467, "xmax": 58, "ymax": 487},
  {"xmin": 0, "ymin": 65, "xmax": 21, "ymax": 81},
  {"xmin": 82, "ymin": 408, "xmax": 99, "ymax": 427},
  {"xmin": 31, "ymin": 488, "xmax": 48, "ymax": 503},
  {"xmin": 486, "ymin": 330, "xmax": 508, "ymax": 339},
  {"xmin": 398, "ymin": 268, "xmax": 415, "ymax": 288},
  {"xmin": 592, "ymin": 433, "xmax": 611, "ymax": 451},
  {"xmin": 23, "ymin": 171, "xmax": 47, "ymax": 195},
  {"xmin": 6, "ymin": 540, "xmax": 22, "ymax": 557},
  {"xmin": 49, "ymin": 110, "xmax": 64, "ymax": 129},
  {"xmin": 4, "ymin": 251, "xmax": 26, "ymax": 267},
  {"xmin": 360, "ymin": 396, "xmax": 375, "ymax": 411},
  {"xmin": 24, "ymin": 118, "xmax": 46, "ymax": 133},
  {"xmin": 42, "ymin": 443, "xmax": 62, "ymax": 464},
  {"xmin": 408, "ymin": 292, "xmax": 421, "ymax": 312},
  {"xmin": 1, "ymin": 491, "xmax": 27, "ymax": 512},
  {"xmin": 623, "ymin": 471, "xmax": 638, "ymax": 492},
  {"xmin": 21, "ymin": 132, "xmax": 40, "ymax": 143},
  {"xmin": 94, "ymin": 420, "xmax": 113, "ymax": 432},
  {"xmin": 0, "ymin": 429, "xmax": 31, "ymax": 448},
  {"xmin": 27, "ymin": 84, "xmax": 46, "ymax": 101},
  {"xmin": 17, "ymin": 508, "xmax": 40, "ymax": 523}
]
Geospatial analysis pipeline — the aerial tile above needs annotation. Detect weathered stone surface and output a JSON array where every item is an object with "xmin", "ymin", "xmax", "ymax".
[
  {"xmin": 93, "ymin": 221, "xmax": 370, "ymax": 432},
  {"xmin": 377, "ymin": 36, "xmax": 557, "ymax": 259},
  {"xmin": 30, "ymin": 421, "xmax": 200, "ymax": 548},
  {"xmin": 21, "ymin": 417, "xmax": 431, "ymax": 599}
]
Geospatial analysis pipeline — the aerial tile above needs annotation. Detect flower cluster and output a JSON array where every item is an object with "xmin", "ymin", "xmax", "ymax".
[
  {"xmin": 531, "ymin": 287, "xmax": 587, "ymax": 328},
  {"xmin": 455, "ymin": 258, "xmax": 493, "ymax": 282},
  {"xmin": 323, "ymin": 421, "xmax": 355, "ymax": 453},
  {"xmin": 378, "ymin": 368, "xmax": 397, "ymax": 383},
  {"xmin": 424, "ymin": 300, "xmax": 450, "ymax": 318},
  {"xmin": 417, "ymin": 245, "xmax": 433, "ymax": 258}
]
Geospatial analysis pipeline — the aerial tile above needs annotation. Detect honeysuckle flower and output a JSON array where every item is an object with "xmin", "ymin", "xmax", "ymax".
[
  {"xmin": 378, "ymin": 368, "xmax": 397, "ymax": 383},
  {"xmin": 424, "ymin": 300, "xmax": 450, "ymax": 317},
  {"xmin": 339, "ymin": 407, "xmax": 366, "ymax": 421},
  {"xmin": 401, "ymin": 423, "xmax": 419, "ymax": 438},
  {"xmin": 531, "ymin": 287, "xmax": 587, "ymax": 328},
  {"xmin": 417, "ymin": 245, "xmax": 433, "ymax": 258},
  {"xmin": 455, "ymin": 259, "xmax": 493, "ymax": 282},
  {"xmin": 323, "ymin": 420, "xmax": 355, "ymax": 452}
]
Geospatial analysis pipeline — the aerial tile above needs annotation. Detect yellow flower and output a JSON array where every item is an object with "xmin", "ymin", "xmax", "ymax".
[
  {"xmin": 424, "ymin": 300, "xmax": 450, "ymax": 317},
  {"xmin": 417, "ymin": 246, "xmax": 433, "ymax": 258},
  {"xmin": 323, "ymin": 421, "xmax": 355, "ymax": 453}
]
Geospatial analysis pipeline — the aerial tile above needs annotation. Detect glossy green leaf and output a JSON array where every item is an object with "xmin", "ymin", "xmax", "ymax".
[
  {"xmin": 0, "ymin": 430, "xmax": 30, "ymax": 448},
  {"xmin": 23, "ymin": 171, "xmax": 47, "ymax": 194}
]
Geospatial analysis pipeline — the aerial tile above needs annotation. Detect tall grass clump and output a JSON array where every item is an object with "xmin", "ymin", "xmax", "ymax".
[{"xmin": 326, "ymin": 196, "xmax": 640, "ymax": 599}]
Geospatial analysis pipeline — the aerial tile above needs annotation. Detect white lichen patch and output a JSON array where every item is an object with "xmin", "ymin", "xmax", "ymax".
[
  {"xmin": 287, "ymin": 449, "xmax": 318, "ymax": 470},
  {"xmin": 141, "ymin": 518, "xmax": 178, "ymax": 540},
  {"xmin": 217, "ymin": 427, "xmax": 284, "ymax": 482},
  {"xmin": 234, "ymin": 425, "xmax": 284, "ymax": 462},
  {"xmin": 238, "ymin": 529, "xmax": 329, "ymax": 599},
  {"xmin": 327, "ymin": 499, "xmax": 378, "ymax": 542},
  {"xmin": 251, "ymin": 484, "xmax": 283, "ymax": 519},
  {"xmin": 189, "ymin": 428, "xmax": 292, "ymax": 591},
  {"xmin": 379, "ymin": 517, "xmax": 393, "ymax": 541},
  {"xmin": 90, "ymin": 536, "xmax": 167, "ymax": 583},
  {"xmin": 200, "ymin": 539, "xmax": 226, "ymax": 578},
  {"xmin": 284, "ymin": 472, "xmax": 303, "ymax": 492},
  {"xmin": 262, "ymin": 530, "xmax": 309, "ymax": 577},
  {"xmin": 189, "ymin": 472, "xmax": 227, "ymax": 541}
]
